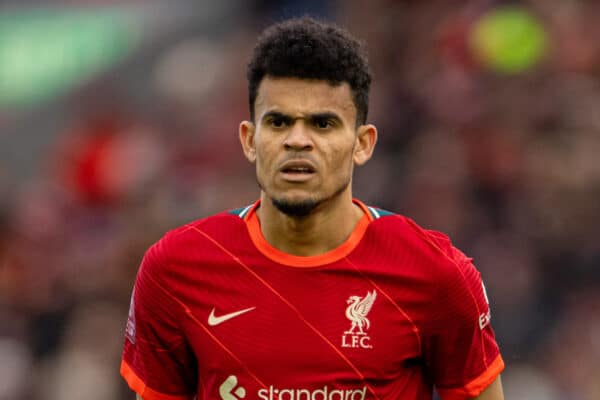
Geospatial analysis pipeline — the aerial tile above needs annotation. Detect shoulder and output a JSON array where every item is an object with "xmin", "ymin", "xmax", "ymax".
[
  {"xmin": 366, "ymin": 205, "xmax": 470, "ymax": 266},
  {"xmin": 165, "ymin": 206, "xmax": 252, "ymax": 246},
  {"xmin": 363, "ymin": 205, "xmax": 480, "ymax": 292},
  {"xmin": 142, "ymin": 205, "xmax": 253, "ymax": 274},
  {"xmin": 370, "ymin": 207, "xmax": 489, "ymax": 321}
]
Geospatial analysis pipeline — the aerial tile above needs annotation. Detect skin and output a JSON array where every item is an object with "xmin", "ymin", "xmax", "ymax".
[
  {"xmin": 476, "ymin": 376, "xmax": 504, "ymax": 400},
  {"xmin": 136, "ymin": 76, "xmax": 503, "ymax": 400},
  {"xmin": 239, "ymin": 76, "xmax": 377, "ymax": 256}
]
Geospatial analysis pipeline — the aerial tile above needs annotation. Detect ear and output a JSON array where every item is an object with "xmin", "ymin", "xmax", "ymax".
[
  {"xmin": 353, "ymin": 124, "xmax": 377, "ymax": 166},
  {"xmin": 239, "ymin": 120, "xmax": 257, "ymax": 163}
]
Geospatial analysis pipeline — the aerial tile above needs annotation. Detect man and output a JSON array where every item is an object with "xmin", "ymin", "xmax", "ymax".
[{"xmin": 121, "ymin": 17, "xmax": 504, "ymax": 400}]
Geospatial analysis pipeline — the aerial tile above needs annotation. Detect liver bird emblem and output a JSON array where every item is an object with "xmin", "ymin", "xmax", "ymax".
[{"xmin": 344, "ymin": 290, "xmax": 377, "ymax": 335}]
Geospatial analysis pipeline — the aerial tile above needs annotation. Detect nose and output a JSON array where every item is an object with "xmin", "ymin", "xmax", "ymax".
[{"xmin": 283, "ymin": 121, "xmax": 313, "ymax": 151}]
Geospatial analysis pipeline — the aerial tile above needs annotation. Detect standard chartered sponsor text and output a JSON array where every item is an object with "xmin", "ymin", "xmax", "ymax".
[{"xmin": 257, "ymin": 385, "xmax": 367, "ymax": 400}]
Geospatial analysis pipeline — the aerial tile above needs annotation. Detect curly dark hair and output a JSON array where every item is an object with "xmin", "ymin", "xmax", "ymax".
[{"xmin": 247, "ymin": 17, "xmax": 372, "ymax": 125}]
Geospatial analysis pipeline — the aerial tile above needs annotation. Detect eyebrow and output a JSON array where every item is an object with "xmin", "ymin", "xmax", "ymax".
[
  {"xmin": 261, "ymin": 111, "xmax": 292, "ymax": 123},
  {"xmin": 261, "ymin": 110, "xmax": 343, "ymax": 124},
  {"xmin": 309, "ymin": 112, "xmax": 342, "ymax": 124}
]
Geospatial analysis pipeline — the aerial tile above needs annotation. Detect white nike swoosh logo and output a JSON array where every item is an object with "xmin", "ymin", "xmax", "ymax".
[{"xmin": 208, "ymin": 307, "xmax": 256, "ymax": 326}]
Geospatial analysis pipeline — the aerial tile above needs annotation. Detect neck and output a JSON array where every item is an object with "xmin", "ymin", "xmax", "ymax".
[{"xmin": 257, "ymin": 189, "xmax": 365, "ymax": 256}]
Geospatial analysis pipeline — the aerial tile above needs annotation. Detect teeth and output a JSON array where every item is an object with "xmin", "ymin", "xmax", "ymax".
[{"xmin": 287, "ymin": 167, "xmax": 310, "ymax": 172}]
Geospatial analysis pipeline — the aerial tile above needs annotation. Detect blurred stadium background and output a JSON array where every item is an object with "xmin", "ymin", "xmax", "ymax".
[{"xmin": 1, "ymin": 1, "xmax": 599, "ymax": 399}]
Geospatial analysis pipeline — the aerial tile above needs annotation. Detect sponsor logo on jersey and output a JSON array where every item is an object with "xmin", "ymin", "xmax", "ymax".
[
  {"xmin": 219, "ymin": 375, "xmax": 246, "ymax": 399},
  {"xmin": 478, "ymin": 281, "xmax": 491, "ymax": 330},
  {"xmin": 220, "ymin": 375, "xmax": 367, "ymax": 400},
  {"xmin": 479, "ymin": 310, "xmax": 491, "ymax": 330},
  {"xmin": 208, "ymin": 306, "xmax": 256, "ymax": 326},
  {"xmin": 258, "ymin": 385, "xmax": 367, "ymax": 400},
  {"xmin": 341, "ymin": 290, "xmax": 376, "ymax": 349},
  {"xmin": 125, "ymin": 288, "xmax": 136, "ymax": 344}
]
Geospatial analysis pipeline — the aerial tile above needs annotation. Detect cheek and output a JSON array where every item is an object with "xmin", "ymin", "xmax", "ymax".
[
  {"xmin": 325, "ymin": 140, "xmax": 356, "ymax": 170},
  {"xmin": 255, "ymin": 141, "xmax": 277, "ymax": 173}
]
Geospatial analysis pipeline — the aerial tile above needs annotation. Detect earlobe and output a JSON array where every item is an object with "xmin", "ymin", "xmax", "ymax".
[
  {"xmin": 239, "ymin": 121, "xmax": 257, "ymax": 163},
  {"xmin": 353, "ymin": 124, "xmax": 377, "ymax": 166}
]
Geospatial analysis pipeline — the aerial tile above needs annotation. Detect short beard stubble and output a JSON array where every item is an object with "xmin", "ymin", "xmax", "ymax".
[{"xmin": 258, "ymin": 177, "xmax": 351, "ymax": 218}]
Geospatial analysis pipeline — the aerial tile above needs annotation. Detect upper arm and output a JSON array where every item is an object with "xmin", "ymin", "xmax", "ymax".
[
  {"xmin": 120, "ymin": 241, "xmax": 197, "ymax": 399},
  {"xmin": 423, "ymin": 237, "xmax": 504, "ymax": 399},
  {"xmin": 474, "ymin": 376, "xmax": 503, "ymax": 400}
]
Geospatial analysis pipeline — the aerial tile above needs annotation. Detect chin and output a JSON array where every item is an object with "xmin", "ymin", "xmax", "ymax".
[{"xmin": 270, "ymin": 195, "xmax": 321, "ymax": 218}]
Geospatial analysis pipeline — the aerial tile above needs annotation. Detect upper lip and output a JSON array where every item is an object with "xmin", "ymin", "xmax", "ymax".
[{"xmin": 279, "ymin": 159, "xmax": 316, "ymax": 173}]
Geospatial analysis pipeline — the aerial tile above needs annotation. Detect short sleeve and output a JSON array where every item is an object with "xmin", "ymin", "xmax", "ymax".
[
  {"xmin": 423, "ymin": 241, "xmax": 504, "ymax": 400},
  {"xmin": 121, "ymin": 240, "xmax": 197, "ymax": 400}
]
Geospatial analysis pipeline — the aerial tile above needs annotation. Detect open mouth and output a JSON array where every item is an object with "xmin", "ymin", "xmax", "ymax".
[
  {"xmin": 281, "ymin": 166, "xmax": 315, "ymax": 174},
  {"xmin": 279, "ymin": 160, "xmax": 316, "ymax": 180}
]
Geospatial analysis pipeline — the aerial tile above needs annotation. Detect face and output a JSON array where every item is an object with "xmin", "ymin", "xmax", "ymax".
[{"xmin": 240, "ymin": 77, "xmax": 377, "ymax": 216}]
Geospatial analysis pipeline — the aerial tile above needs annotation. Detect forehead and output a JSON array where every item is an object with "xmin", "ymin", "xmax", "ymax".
[{"xmin": 255, "ymin": 77, "xmax": 356, "ymax": 121}]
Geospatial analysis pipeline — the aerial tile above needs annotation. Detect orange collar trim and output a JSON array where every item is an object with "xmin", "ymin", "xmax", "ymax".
[{"xmin": 244, "ymin": 199, "xmax": 372, "ymax": 267}]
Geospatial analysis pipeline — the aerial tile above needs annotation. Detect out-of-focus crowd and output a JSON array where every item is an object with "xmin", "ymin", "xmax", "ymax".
[{"xmin": 1, "ymin": 1, "xmax": 599, "ymax": 399}]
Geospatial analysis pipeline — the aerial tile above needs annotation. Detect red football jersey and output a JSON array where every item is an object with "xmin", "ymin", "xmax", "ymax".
[{"xmin": 121, "ymin": 200, "xmax": 504, "ymax": 400}]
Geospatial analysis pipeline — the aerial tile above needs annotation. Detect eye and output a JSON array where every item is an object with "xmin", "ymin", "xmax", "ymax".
[
  {"xmin": 313, "ymin": 118, "xmax": 334, "ymax": 130},
  {"xmin": 268, "ymin": 116, "xmax": 288, "ymax": 128}
]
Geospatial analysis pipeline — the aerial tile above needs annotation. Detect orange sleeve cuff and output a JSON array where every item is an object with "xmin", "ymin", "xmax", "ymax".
[
  {"xmin": 437, "ymin": 354, "xmax": 505, "ymax": 400},
  {"xmin": 120, "ymin": 360, "xmax": 194, "ymax": 400}
]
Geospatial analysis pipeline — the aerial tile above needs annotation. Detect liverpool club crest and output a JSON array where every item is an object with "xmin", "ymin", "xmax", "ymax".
[{"xmin": 342, "ymin": 290, "xmax": 376, "ymax": 349}]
